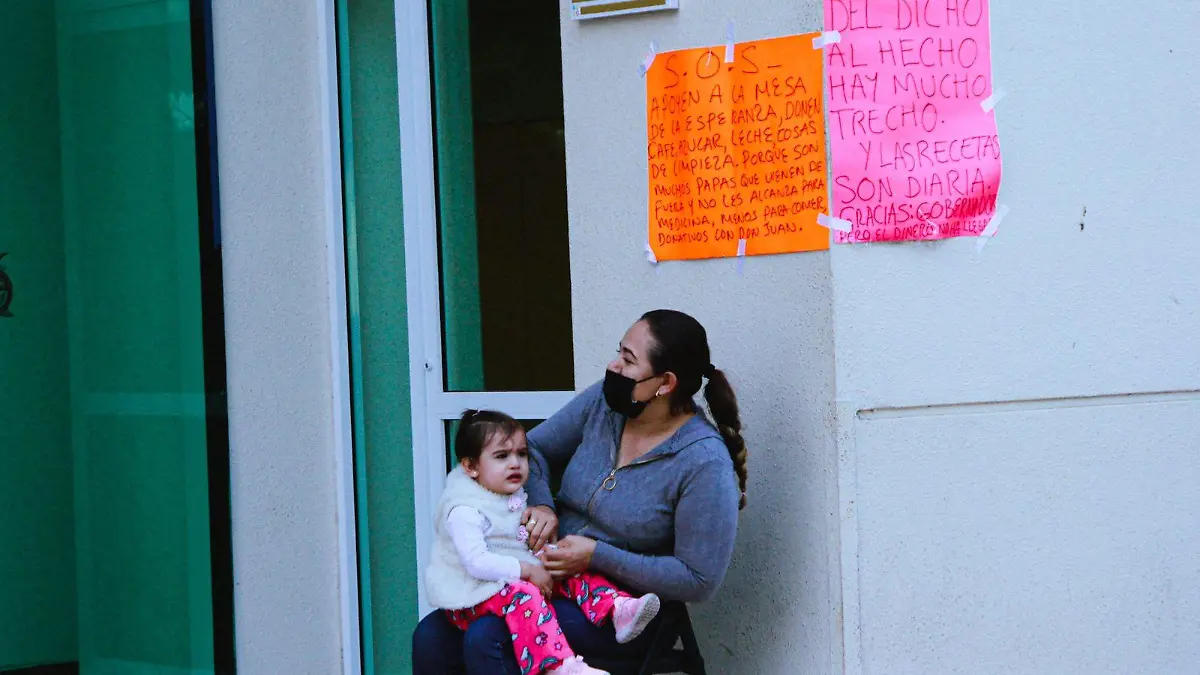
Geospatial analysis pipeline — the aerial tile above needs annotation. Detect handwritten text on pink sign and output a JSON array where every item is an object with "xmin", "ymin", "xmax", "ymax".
[{"xmin": 824, "ymin": 0, "xmax": 1002, "ymax": 243}]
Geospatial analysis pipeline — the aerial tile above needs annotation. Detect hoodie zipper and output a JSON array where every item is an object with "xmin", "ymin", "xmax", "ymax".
[
  {"xmin": 577, "ymin": 414, "xmax": 700, "ymax": 535},
  {"xmin": 583, "ymin": 453, "xmax": 668, "ymax": 517}
]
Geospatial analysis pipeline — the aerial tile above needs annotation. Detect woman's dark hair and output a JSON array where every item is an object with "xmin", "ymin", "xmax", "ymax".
[
  {"xmin": 454, "ymin": 409, "xmax": 523, "ymax": 464},
  {"xmin": 639, "ymin": 309, "xmax": 748, "ymax": 510}
]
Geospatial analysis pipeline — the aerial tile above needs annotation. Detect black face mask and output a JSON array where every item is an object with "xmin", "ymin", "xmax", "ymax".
[{"xmin": 603, "ymin": 369, "xmax": 659, "ymax": 419}]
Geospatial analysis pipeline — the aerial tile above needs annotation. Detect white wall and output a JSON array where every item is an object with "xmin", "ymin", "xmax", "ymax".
[
  {"xmin": 212, "ymin": 2, "xmax": 347, "ymax": 673},
  {"xmin": 559, "ymin": 2, "xmax": 842, "ymax": 673},
  {"xmin": 833, "ymin": 1, "xmax": 1200, "ymax": 673}
]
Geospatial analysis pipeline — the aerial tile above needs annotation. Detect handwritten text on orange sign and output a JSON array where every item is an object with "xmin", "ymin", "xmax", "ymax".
[{"xmin": 646, "ymin": 34, "xmax": 829, "ymax": 261}]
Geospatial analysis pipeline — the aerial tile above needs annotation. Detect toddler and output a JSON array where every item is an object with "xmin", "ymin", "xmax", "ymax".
[{"xmin": 424, "ymin": 409, "xmax": 661, "ymax": 675}]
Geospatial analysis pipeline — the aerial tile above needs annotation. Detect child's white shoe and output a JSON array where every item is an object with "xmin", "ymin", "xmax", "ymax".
[
  {"xmin": 612, "ymin": 593, "xmax": 661, "ymax": 644},
  {"xmin": 555, "ymin": 655, "xmax": 609, "ymax": 675}
]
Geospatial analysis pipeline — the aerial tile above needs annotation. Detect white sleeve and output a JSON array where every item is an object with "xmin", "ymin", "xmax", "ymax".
[{"xmin": 445, "ymin": 506, "xmax": 523, "ymax": 583}]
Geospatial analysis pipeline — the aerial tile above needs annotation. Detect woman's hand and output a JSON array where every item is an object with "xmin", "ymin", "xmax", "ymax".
[
  {"xmin": 522, "ymin": 505, "xmax": 558, "ymax": 552},
  {"xmin": 541, "ymin": 535, "xmax": 596, "ymax": 580},
  {"xmin": 520, "ymin": 562, "xmax": 554, "ymax": 598}
]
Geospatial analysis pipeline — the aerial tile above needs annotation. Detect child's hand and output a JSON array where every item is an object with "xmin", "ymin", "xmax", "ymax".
[{"xmin": 520, "ymin": 562, "xmax": 554, "ymax": 598}]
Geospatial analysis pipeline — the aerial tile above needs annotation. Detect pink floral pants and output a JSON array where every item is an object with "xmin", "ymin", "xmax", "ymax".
[{"xmin": 447, "ymin": 572, "xmax": 628, "ymax": 674}]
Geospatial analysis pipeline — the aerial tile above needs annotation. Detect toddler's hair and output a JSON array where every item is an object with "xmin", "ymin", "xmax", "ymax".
[{"xmin": 454, "ymin": 409, "xmax": 524, "ymax": 463}]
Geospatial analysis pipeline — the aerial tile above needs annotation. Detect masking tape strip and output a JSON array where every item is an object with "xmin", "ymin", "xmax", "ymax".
[
  {"xmin": 812, "ymin": 30, "xmax": 841, "ymax": 49},
  {"xmin": 980, "ymin": 88, "xmax": 1006, "ymax": 112},
  {"xmin": 736, "ymin": 238, "xmax": 746, "ymax": 275},
  {"xmin": 644, "ymin": 239, "xmax": 658, "ymax": 264},
  {"xmin": 639, "ymin": 41, "xmax": 658, "ymax": 78},
  {"xmin": 644, "ymin": 238, "xmax": 662, "ymax": 274},
  {"xmin": 818, "ymin": 213, "xmax": 853, "ymax": 233},
  {"xmin": 975, "ymin": 204, "xmax": 1010, "ymax": 252},
  {"xmin": 725, "ymin": 21, "xmax": 736, "ymax": 62}
]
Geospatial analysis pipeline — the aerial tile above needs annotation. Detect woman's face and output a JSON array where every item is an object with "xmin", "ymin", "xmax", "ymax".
[{"xmin": 609, "ymin": 320, "xmax": 665, "ymax": 399}]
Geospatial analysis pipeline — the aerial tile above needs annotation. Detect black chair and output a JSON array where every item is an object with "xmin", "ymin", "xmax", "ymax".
[{"xmin": 588, "ymin": 601, "xmax": 707, "ymax": 675}]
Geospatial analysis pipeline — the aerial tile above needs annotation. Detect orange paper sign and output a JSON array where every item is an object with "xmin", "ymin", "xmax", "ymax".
[{"xmin": 646, "ymin": 33, "xmax": 829, "ymax": 262}]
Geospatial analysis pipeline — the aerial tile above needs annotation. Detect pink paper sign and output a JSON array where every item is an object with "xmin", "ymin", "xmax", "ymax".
[{"xmin": 823, "ymin": 0, "xmax": 1002, "ymax": 243}]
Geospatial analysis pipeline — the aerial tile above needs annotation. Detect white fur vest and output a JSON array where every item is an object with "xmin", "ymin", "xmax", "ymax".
[{"xmin": 424, "ymin": 467, "xmax": 540, "ymax": 610}]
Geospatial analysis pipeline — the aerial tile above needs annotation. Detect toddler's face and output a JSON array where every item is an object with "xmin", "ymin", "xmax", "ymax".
[{"xmin": 464, "ymin": 427, "xmax": 529, "ymax": 495}]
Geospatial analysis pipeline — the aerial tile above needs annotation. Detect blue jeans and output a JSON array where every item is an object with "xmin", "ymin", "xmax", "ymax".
[{"xmin": 412, "ymin": 597, "xmax": 658, "ymax": 674}]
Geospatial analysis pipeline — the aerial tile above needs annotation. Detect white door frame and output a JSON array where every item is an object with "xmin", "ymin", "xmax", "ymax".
[
  {"xmin": 316, "ymin": 1, "xmax": 362, "ymax": 674},
  {"xmin": 392, "ymin": 0, "xmax": 576, "ymax": 617}
]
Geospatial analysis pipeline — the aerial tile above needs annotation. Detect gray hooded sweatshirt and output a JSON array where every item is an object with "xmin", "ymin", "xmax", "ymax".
[{"xmin": 527, "ymin": 381, "xmax": 740, "ymax": 602}]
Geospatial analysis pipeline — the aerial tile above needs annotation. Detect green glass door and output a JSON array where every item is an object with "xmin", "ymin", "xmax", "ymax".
[
  {"xmin": 0, "ymin": 1, "xmax": 232, "ymax": 673},
  {"xmin": 336, "ymin": 0, "xmax": 417, "ymax": 671}
]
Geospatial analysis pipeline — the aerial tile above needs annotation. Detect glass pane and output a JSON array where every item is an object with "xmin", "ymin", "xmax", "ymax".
[
  {"xmin": 335, "ymin": 0, "xmax": 419, "ymax": 673},
  {"xmin": 0, "ymin": 1, "xmax": 231, "ymax": 673},
  {"xmin": 431, "ymin": 0, "xmax": 575, "ymax": 392}
]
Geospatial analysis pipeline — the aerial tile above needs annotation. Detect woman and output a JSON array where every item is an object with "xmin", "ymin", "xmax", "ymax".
[{"xmin": 412, "ymin": 309, "xmax": 747, "ymax": 674}]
